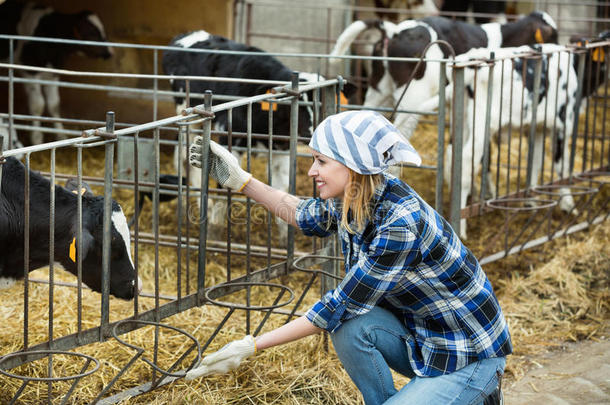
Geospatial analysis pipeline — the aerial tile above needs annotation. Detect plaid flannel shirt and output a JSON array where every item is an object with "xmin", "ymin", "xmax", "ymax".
[{"xmin": 296, "ymin": 174, "xmax": 512, "ymax": 377}]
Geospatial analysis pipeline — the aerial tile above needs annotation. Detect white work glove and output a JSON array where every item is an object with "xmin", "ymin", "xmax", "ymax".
[
  {"xmin": 189, "ymin": 137, "xmax": 252, "ymax": 191},
  {"xmin": 185, "ymin": 335, "xmax": 256, "ymax": 380}
]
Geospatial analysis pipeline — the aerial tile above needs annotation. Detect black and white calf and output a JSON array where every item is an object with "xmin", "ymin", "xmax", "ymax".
[
  {"xmin": 330, "ymin": 11, "xmax": 558, "ymax": 139},
  {"xmin": 0, "ymin": 0, "xmax": 113, "ymax": 144},
  {"xmin": 423, "ymin": 35, "xmax": 610, "ymax": 238},
  {"xmin": 0, "ymin": 156, "xmax": 141, "ymax": 299},
  {"xmin": 163, "ymin": 30, "xmax": 326, "ymax": 239}
]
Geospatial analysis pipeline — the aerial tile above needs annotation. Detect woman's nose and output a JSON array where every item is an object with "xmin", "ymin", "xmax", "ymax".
[{"xmin": 307, "ymin": 162, "xmax": 317, "ymax": 177}]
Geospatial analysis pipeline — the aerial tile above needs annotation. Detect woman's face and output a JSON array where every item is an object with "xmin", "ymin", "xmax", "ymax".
[{"xmin": 308, "ymin": 149, "xmax": 351, "ymax": 200}]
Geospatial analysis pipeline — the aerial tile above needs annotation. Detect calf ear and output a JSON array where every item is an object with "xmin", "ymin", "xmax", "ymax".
[
  {"xmin": 64, "ymin": 178, "xmax": 94, "ymax": 197},
  {"xmin": 341, "ymin": 81, "xmax": 358, "ymax": 100},
  {"xmin": 68, "ymin": 228, "xmax": 95, "ymax": 263}
]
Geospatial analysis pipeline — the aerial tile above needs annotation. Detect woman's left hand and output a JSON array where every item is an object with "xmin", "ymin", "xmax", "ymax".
[{"xmin": 186, "ymin": 335, "xmax": 256, "ymax": 379}]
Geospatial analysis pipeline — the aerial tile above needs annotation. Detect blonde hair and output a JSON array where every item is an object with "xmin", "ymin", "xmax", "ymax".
[{"xmin": 340, "ymin": 170, "xmax": 383, "ymax": 234}]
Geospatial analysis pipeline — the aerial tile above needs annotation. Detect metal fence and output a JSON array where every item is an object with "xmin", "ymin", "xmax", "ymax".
[{"xmin": 0, "ymin": 30, "xmax": 608, "ymax": 402}]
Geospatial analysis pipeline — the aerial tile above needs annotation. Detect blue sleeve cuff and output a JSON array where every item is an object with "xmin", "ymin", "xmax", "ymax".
[{"xmin": 295, "ymin": 198, "xmax": 336, "ymax": 237}]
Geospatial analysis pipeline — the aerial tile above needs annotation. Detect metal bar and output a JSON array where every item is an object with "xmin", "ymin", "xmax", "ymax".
[
  {"xmin": 449, "ymin": 68, "xmax": 465, "ymax": 232},
  {"xmin": 47, "ymin": 148, "xmax": 56, "ymax": 402},
  {"xmin": 100, "ymin": 112, "xmax": 115, "ymax": 340},
  {"xmin": 525, "ymin": 54, "xmax": 544, "ymax": 189},
  {"xmin": 479, "ymin": 53, "xmax": 495, "ymax": 210},
  {"xmin": 77, "ymin": 147, "xmax": 84, "ymax": 340},
  {"xmin": 24, "ymin": 153, "xmax": 31, "ymax": 350},
  {"xmin": 571, "ymin": 50, "xmax": 587, "ymax": 175},
  {"xmin": 436, "ymin": 61, "xmax": 447, "ymax": 214},
  {"xmin": 197, "ymin": 92, "xmax": 212, "ymax": 302},
  {"xmin": 287, "ymin": 72, "xmax": 299, "ymax": 271}
]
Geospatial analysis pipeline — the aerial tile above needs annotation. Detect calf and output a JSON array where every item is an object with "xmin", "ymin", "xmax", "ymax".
[
  {"xmin": 330, "ymin": 11, "xmax": 557, "ymax": 139},
  {"xmin": 0, "ymin": 156, "xmax": 141, "ymax": 299},
  {"xmin": 426, "ymin": 35, "xmax": 610, "ymax": 238},
  {"xmin": 0, "ymin": 0, "xmax": 113, "ymax": 145},
  {"xmin": 163, "ymin": 30, "xmax": 326, "ymax": 241}
]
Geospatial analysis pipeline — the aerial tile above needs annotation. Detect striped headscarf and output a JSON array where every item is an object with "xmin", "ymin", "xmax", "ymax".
[{"xmin": 309, "ymin": 110, "xmax": 421, "ymax": 175}]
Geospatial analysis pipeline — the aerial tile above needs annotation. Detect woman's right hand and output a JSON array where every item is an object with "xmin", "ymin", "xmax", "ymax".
[{"xmin": 189, "ymin": 138, "xmax": 252, "ymax": 191}]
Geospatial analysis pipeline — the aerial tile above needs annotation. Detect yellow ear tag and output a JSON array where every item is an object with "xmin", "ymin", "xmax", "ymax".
[
  {"xmin": 69, "ymin": 237, "xmax": 76, "ymax": 262},
  {"xmin": 336, "ymin": 91, "xmax": 349, "ymax": 111},
  {"xmin": 261, "ymin": 90, "xmax": 277, "ymax": 111},
  {"xmin": 592, "ymin": 48, "xmax": 605, "ymax": 62},
  {"xmin": 71, "ymin": 188, "xmax": 87, "ymax": 196},
  {"xmin": 535, "ymin": 29, "xmax": 544, "ymax": 44}
]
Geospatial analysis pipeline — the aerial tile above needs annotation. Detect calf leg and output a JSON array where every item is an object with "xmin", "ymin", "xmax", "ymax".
[
  {"xmin": 23, "ymin": 76, "xmax": 45, "ymax": 144},
  {"xmin": 42, "ymin": 76, "xmax": 66, "ymax": 140}
]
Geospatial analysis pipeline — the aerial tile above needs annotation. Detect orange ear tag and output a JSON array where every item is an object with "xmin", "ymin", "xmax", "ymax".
[
  {"xmin": 535, "ymin": 29, "xmax": 544, "ymax": 44},
  {"xmin": 336, "ymin": 92, "xmax": 349, "ymax": 111},
  {"xmin": 261, "ymin": 90, "xmax": 277, "ymax": 111},
  {"xmin": 69, "ymin": 237, "xmax": 76, "ymax": 262},
  {"xmin": 592, "ymin": 48, "xmax": 605, "ymax": 62}
]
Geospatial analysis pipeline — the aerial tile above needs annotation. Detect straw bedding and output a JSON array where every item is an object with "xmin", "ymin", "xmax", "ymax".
[{"xmin": 0, "ymin": 108, "xmax": 608, "ymax": 404}]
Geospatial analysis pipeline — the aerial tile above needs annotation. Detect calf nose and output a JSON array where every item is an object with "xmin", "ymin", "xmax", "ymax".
[{"xmin": 135, "ymin": 276, "xmax": 143, "ymax": 294}]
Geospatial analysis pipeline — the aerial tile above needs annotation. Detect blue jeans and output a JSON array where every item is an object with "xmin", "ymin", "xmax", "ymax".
[{"xmin": 330, "ymin": 306, "xmax": 505, "ymax": 405}]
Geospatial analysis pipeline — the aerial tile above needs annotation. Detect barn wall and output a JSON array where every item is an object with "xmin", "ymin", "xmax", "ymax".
[{"xmin": 5, "ymin": 0, "xmax": 234, "ymax": 129}]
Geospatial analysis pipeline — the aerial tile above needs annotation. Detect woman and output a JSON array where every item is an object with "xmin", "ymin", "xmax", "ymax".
[{"xmin": 186, "ymin": 110, "xmax": 512, "ymax": 405}]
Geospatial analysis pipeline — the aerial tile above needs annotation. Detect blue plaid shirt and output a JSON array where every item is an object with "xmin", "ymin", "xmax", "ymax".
[{"xmin": 296, "ymin": 174, "xmax": 512, "ymax": 377}]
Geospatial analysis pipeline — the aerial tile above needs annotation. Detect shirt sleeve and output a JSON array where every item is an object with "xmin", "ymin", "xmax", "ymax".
[
  {"xmin": 295, "ymin": 197, "xmax": 338, "ymax": 237},
  {"xmin": 306, "ymin": 208, "xmax": 422, "ymax": 332}
]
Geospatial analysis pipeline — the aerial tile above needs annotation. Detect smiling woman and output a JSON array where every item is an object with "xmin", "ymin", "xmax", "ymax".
[{"xmin": 187, "ymin": 110, "xmax": 511, "ymax": 405}]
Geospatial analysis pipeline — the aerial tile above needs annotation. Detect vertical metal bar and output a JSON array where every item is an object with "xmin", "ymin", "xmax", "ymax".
[
  {"xmin": 322, "ymin": 85, "xmax": 339, "ymax": 292},
  {"xmin": 246, "ymin": 102, "xmax": 252, "ymax": 334},
  {"xmin": 153, "ymin": 49, "xmax": 158, "ymax": 122},
  {"xmin": 599, "ymin": 47, "xmax": 610, "ymax": 168},
  {"xmin": 8, "ymin": 39, "xmax": 14, "ymax": 148},
  {"xmin": 517, "ymin": 59, "xmax": 527, "ymax": 191},
  {"xmin": 590, "ymin": 52, "xmax": 602, "ymax": 173},
  {"xmin": 24, "ymin": 153, "xmax": 31, "ymax": 350},
  {"xmin": 47, "ymin": 148, "xmax": 56, "ymax": 399},
  {"xmin": 436, "ymin": 61, "xmax": 447, "ymax": 214},
  {"xmin": 227, "ymin": 109, "xmax": 233, "ymax": 282},
  {"xmin": 152, "ymin": 125, "xmax": 161, "ymax": 382},
  {"xmin": 287, "ymin": 72, "xmax": 299, "ymax": 269},
  {"xmin": 197, "ymin": 92, "xmax": 212, "ymax": 303},
  {"xmin": 480, "ymin": 53, "xmax": 495, "ymax": 210},
  {"xmin": 100, "ymin": 112, "xmax": 115, "ymax": 340},
  {"xmin": 267, "ymin": 104, "xmax": 273, "ymax": 271},
  {"xmin": 176, "ymin": 124, "xmax": 184, "ymax": 305},
  {"xmin": 449, "ymin": 68, "xmax": 465, "ymax": 233},
  {"xmin": 582, "ymin": 51, "xmax": 593, "ymax": 173},
  {"xmin": 506, "ymin": 61, "xmax": 515, "ymax": 197},
  {"xmin": 76, "ymin": 146, "xmax": 84, "ymax": 339},
  {"xmin": 526, "ymin": 55, "xmax": 543, "ymax": 189},
  {"xmin": 570, "ymin": 50, "xmax": 587, "ymax": 176},
  {"xmin": 133, "ymin": 131, "xmax": 140, "ymax": 316}
]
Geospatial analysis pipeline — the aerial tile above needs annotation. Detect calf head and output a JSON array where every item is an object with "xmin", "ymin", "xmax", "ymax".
[
  {"xmin": 73, "ymin": 11, "xmax": 113, "ymax": 59},
  {"xmin": 64, "ymin": 196, "xmax": 139, "ymax": 300},
  {"xmin": 387, "ymin": 24, "xmax": 432, "ymax": 88},
  {"xmin": 503, "ymin": 11, "xmax": 558, "ymax": 47},
  {"xmin": 570, "ymin": 31, "xmax": 610, "ymax": 99}
]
